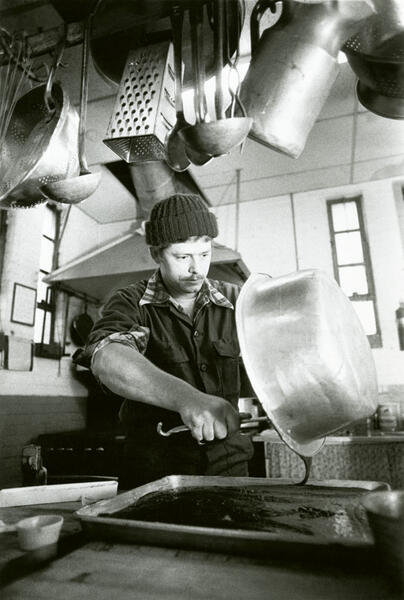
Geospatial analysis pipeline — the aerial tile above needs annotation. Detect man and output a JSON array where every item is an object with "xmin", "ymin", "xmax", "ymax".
[{"xmin": 77, "ymin": 193, "xmax": 254, "ymax": 488}]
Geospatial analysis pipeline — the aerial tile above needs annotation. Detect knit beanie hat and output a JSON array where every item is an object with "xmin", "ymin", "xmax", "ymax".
[{"xmin": 145, "ymin": 193, "xmax": 218, "ymax": 246}]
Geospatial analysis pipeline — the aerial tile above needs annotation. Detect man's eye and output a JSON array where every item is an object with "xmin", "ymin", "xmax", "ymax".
[{"xmin": 177, "ymin": 255, "xmax": 187, "ymax": 260}]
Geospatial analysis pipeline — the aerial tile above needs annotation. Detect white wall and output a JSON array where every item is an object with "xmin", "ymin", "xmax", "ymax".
[
  {"xmin": 0, "ymin": 203, "xmax": 132, "ymax": 397},
  {"xmin": 0, "ymin": 204, "xmax": 130, "ymax": 487},
  {"xmin": 214, "ymin": 176, "xmax": 404, "ymax": 392},
  {"xmin": 215, "ymin": 195, "xmax": 298, "ymax": 276}
]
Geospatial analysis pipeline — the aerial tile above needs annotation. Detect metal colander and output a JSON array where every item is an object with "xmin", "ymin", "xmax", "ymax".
[
  {"xmin": 103, "ymin": 41, "xmax": 176, "ymax": 163},
  {"xmin": 0, "ymin": 83, "xmax": 80, "ymax": 209},
  {"xmin": 344, "ymin": 24, "xmax": 404, "ymax": 62},
  {"xmin": 343, "ymin": 16, "xmax": 404, "ymax": 118}
]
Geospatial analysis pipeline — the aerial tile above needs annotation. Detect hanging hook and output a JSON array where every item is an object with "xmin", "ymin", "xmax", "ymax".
[{"xmin": 0, "ymin": 27, "xmax": 47, "ymax": 83}]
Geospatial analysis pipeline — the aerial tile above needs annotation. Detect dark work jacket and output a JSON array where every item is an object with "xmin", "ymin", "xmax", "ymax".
[{"xmin": 77, "ymin": 275, "xmax": 253, "ymax": 433}]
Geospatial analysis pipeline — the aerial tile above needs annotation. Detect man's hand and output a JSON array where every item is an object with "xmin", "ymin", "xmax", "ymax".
[
  {"xmin": 179, "ymin": 394, "xmax": 240, "ymax": 442},
  {"xmin": 93, "ymin": 344, "xmax": 240, "ymax": 443}
]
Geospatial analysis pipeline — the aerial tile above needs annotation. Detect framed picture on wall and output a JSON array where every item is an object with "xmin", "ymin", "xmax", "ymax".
[{"xmin": 10, "ymin": 283, "xmax": 37, "ymax": 326}]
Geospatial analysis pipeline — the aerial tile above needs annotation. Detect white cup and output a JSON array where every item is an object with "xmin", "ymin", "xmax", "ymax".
[{"xmin": 16, "ymin": 515, "xmax": 64, "ymax": 551}]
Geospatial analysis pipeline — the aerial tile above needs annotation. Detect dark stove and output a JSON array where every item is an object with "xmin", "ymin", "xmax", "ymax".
[{"xmin": 22, "ymin": 375, "xmax": 126, "ymax": 486}]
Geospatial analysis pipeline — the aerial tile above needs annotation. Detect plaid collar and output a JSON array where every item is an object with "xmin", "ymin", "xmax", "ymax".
[{"xmin": 139, "ymin": 270, "xmax": 234, "ymax": 312}]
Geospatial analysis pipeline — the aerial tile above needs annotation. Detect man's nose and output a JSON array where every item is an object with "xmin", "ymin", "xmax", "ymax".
[{"xmin": 188, "ymin": 257, "xmax": 199, "ymax": 273}]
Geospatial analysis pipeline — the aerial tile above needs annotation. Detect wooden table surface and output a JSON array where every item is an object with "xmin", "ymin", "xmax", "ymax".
[{"xmin": 0, "ymin": 501, "xmax": 401, "ymax": 600}]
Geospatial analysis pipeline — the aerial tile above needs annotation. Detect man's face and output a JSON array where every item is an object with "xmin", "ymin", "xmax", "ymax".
[{"xmin": 154, "ymin": 236, "xmax": 212, "ymax": 297}]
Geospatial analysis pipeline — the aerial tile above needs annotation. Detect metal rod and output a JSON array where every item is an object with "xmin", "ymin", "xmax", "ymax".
[
  {"xmin": 190, "ymin": 4, "xmax": 206, "ymax": 123},
  {"xmin": 350, "ymin": 93, "xmax": 359, "ymax": 185},
  {"xmin": 55, "ymin": 205, "xmax": 72, "ymax": 269},
  {"xmin": 62, "ymin": 292, "xmax": 70, "ymax": 357},
  {"xmin": 78, "ymin": 16, "xmax": 91, "ymax": 174},
  {"xmin": 213, "ymin": 0, "xmax": 225, "ymax": 120},
  {"xmin": 171, "ymin": 4, "xmax": 185, "ymax": 116},
  {"xmin": 53, "ymin": 283, "xmax": 101, "ymax": 305},
  {"xmin": 290, "ymin": 192, "xmax": 299, "ymax": 270},
  {"xmin": 234, "ymin": 168, "xmax": 241, "ymax": 251}
]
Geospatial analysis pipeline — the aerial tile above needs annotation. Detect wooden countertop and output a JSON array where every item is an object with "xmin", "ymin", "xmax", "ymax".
[{"xmin": 0, "ymin": 500, "xmax": 402, "ymax": 599}]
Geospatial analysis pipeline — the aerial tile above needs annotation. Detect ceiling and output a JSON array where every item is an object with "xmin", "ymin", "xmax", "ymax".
[{"xmin": 1, "ymin": 0, "xmax": 404, "ymax": 222}]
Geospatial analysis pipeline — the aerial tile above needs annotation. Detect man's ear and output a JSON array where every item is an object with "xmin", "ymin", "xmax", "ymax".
[{"xmin": 150, "ymin": 247, "xmax": 160, "ymax": 264}]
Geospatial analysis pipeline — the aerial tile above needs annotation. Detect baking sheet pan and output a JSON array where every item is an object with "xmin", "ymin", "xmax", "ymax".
[{"xmin": 76, "ymin": 476, "xmax": 389, "ymax": 556}]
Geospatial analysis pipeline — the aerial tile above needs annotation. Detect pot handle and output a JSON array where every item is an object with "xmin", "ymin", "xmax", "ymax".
[
  {"xmin": 156, "ymin": 415, "xmax": 270, "ymax": 437},
  {"xmin": 250, "ymin": 0, "xmax": 281, "ymax": 54}
]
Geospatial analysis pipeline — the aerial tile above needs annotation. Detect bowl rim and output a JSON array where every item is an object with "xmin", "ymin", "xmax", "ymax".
[{"xmin": 16, "ymin": 514, "xmax": 64, "ymax": 531}]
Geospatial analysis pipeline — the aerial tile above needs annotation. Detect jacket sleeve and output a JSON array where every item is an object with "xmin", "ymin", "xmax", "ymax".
[{"xmin": 72, "ymin": 285, "xmax": 149, "ymax": 368}]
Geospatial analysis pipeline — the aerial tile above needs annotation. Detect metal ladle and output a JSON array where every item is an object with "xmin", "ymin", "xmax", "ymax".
[
  {"xmin": 165, "ymin": 5, "xmax": 211, "ymax": 171},
  {"xmin": 180, "ymin": 0, "xmax": 252, "ymax": 158},
  {"xmin": 41, "ymin": 16, "xmax": 101, "ymax": 204}
]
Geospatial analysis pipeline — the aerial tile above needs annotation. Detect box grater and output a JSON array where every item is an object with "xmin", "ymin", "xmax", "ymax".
[{"xmin": 103, "ymin": 41, "xmax": 176, "ymax": 163}]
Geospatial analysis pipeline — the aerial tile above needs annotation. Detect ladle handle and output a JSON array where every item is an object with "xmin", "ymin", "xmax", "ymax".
[
  {"xmin": 213, "ymin": 0, "xmax": 225, "ymax": 120},
  {"xmin": 170, "ymin": 4, "xmax": 185, "ymax": 118},
  {"xmin": 157, "ymin": 416, "xmax": 270, "ymax": 437},
  {"xmin": 78, "ymin": 16, "xmax": 91, "ymax": 175},
  {"xmin": 190, "ymin": 3, "xmax": 206, "ymax": 123},
  {"xmin": 44, "ymin": 25, "xmax": 66, "ymax": 115}
]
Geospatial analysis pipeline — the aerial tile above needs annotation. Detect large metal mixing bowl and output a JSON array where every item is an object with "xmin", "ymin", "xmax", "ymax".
[{"xmin": 235, "ymin": 270, "xmax": 378, "ymax": 457}]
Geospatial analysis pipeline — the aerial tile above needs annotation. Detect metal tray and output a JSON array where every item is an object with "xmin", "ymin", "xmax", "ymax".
[{"xmin": 76, "ymin": 476, "xmax": 389, "ymax": 557}]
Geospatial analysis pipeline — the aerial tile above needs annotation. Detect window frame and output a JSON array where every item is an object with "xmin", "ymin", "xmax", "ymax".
[
  {"xmin": 35, "ymin": 204, "xmax": 61, "ymax": 359},
  {"xmin": 0, "ymin": 211, "xmax": 7, "ymax": 292},
  {"xmin": 327, "ymin": 195, "xmax": 382, "ymax": 348}
]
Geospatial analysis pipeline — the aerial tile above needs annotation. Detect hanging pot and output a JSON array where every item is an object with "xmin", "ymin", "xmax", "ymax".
[
  {"xmin": 239, "ymin": 0, "xmax": 373, "ymax": 158},
  {"xmin": 70, "ymin": 300, "xmax": 94, "ymax": 347}
]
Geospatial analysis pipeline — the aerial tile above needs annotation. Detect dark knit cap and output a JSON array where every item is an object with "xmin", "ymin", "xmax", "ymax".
[{"xmin": 145, "ymin": 193, "xmax": 218, "ymax": 246}]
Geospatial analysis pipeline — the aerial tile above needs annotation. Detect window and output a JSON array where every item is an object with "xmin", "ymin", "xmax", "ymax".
[
  {"xmin": 35, "ymin": 204, "xmax": 60, "ymax": 357},
  {"xmin": 327, "ymin": 196, "xmax": 381, "ymax": 347}
]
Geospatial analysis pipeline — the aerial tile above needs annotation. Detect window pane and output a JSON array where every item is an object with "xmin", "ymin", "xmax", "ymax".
[
  {"xmin": 331, "ymin": 201, "xmax": 359, "ymax": 232},
  {"xmin": 39, "ymin": 236, "xmax": 54, "ymax": 272},
  {"xmin": 34, "ymin": 308, "xmax": 52, "ymax": 343},
  {"xmin": 42, "ymin": 206, "xmax": 57, "ymax": 240},
  {"xmin": 351, "ymin": 301, "xmax": 377, "ymax": 335},
  {"xmin": 335, "ymin": 231, "xmax": 364, "ymax": 265},
  {"xmin": 338, "ymin": 265, "xmax": 369, "ymax": 296},
  {"xmin": 37, "ymin": 276, "xmax": 50, "ymax": 304}
]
